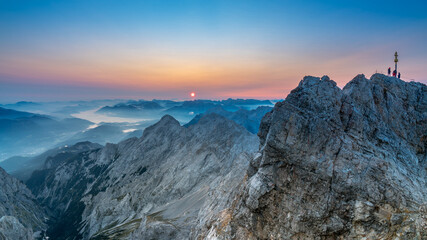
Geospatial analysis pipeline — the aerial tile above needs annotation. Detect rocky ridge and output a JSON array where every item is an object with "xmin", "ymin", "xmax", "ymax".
[
  {"xmin": 197, "ymin": 74, "xmax": 427, "ymax": 239},
  {"xmin": 26, "ymin": 113, "xmax": 259, "ymax": 239}
]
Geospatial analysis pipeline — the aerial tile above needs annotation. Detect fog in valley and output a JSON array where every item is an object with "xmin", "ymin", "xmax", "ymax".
[{"xmin": 0, "ymin": 98, "xmax": 274, "ymax": 180}]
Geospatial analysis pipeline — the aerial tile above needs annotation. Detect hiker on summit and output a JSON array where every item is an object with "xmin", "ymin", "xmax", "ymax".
[
  {"xmin": 388, "ymin": 67, "xmax": 391, "ymax": 75},
  {"xmin": 393, "ymin": 70, "xmax": 397, "ymax": 77},
  {"xmin": 398, "ymin": 72, "xmax": 401, "ymax": 79}
]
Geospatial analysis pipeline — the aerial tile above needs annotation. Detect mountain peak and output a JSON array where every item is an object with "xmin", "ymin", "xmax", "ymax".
[
  {"xmin": 146, "ymin": 114, "xmax": 181, "ymax": 130},
  {"xmin": 296, "ymin": 75, "xmax": 337, "ymax": 89},
  {"xmin": 158, "ymin": 114, "xmax": 180, "ymax": 126},
  {"xmin": 285, "ymin": 75, "xmax": 342, "ymax": 115},
  {"xmin": 207, "ymin": 73, "xmax": 427, "ymax": 239},
  {"xmin": 141, "ymin": 114, "xmax": 182, "ymax": 140}
]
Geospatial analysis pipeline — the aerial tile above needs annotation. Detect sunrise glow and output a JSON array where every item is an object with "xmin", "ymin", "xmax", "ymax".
[{"xmin": 0, "ymin": 1, "xmax": 426, "ymax": 102}]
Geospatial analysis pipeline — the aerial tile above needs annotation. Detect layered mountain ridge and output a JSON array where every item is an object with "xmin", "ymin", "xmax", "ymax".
[{"xmin": 25, "ymin": 113, "xmax": 259, "ymax": 239}]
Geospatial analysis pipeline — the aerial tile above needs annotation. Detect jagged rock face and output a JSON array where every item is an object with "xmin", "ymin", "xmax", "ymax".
[
  {"xmin": 25, "ymin": 141, "xmax": 103, "ymax": 219},
  {"xmin": 27, "ymin": 113, "xmax": 258, "ymax": 239},
  {"xmin": 200, "ymin": 74, "xmax": 427, "ymax": 239},
  {"xmin": 0, "ymin": 167, "xmax": 46, "ymax": 239},
  {"xmin": 0, "ymin": 216, "xmax": 33, "ymax": 240}
]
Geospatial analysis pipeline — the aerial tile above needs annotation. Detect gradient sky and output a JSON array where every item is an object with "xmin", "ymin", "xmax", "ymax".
[{"xmin": 1, "ymin": 0, "xmax": 426, "ymax": 102}]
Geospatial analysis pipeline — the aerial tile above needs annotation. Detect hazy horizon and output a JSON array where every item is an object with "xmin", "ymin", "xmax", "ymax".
[
  {"xmin": 0, "ymin": 97, "xmax": 282, "ymax": 105},
  {"xmin": 1, "ymin": 0, "xmax": 427, "ymax": 102}
]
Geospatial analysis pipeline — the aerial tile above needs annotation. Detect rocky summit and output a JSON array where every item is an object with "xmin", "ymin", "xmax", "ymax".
[{"xmin": 198, "ymin": 74, "xmax": 426, "ymax": 239}]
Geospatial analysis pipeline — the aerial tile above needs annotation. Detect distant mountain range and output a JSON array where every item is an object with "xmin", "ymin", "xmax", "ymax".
[
  {"xmin": 97, "ymin": 98, "xmax": 274, "ymax": 123},
  {"xmin": 0, "ymin": 106, "xmax": 41, "ymax": 119},
  {"xmin": 97, "ymin": 100, "xmax": 164, "ymax": 117},
  {"xmin": 0, "ymin": 99, "xmax": 125, "ymax": 118},
  {"xmin": 0, "ymin": 106, "xmax": 152, "ymax": 162},
  {"xmin": 0, "ymin": 107, "xmax": 93, "ymax": 161},
  {"xmin": 0, "ymin": 99, "xmax": 273, "ymax": 181}
]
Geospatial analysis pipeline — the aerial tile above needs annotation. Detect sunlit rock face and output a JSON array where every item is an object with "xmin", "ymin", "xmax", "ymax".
[
  {"xmin": 27, "ymin": 113, "xmax": 258, "ymax": 239},
  {"xmin": 0, "ymin": 167, "xmax": 47, "ymax": 239},
  {"xmin": 198, "ymin": 74, "xmax": 427, "ymax": 239}
]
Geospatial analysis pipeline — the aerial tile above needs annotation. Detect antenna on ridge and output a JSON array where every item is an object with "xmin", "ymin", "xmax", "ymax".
[{"xmin": 394, "ymin": 51, "xmax": 398, "ymax": 73}]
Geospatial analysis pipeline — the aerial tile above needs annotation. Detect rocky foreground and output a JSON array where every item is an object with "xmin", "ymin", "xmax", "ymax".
[
  {"xmin": 0, "ymin": 73, "xmax": 425, "ymax": 240},
  {"xmin": 199, "ymin": 74, "xmax": 427, "ymax": 239},
  {"xmin": 0, "ymin": 167, "xmax": 46, "ymax": 239}
]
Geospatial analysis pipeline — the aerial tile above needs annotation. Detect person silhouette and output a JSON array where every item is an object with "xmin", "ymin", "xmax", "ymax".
[
  {"xmin": 398, "ymin": 72, "xmax": 401, "ymax": 79},
  {"xmin": 393, "ymin": 70, "xmax": 397, "ymax": 77},
  {"xmin": 388, "ymin": 67, "xmax": 391, "ymax": 75}
]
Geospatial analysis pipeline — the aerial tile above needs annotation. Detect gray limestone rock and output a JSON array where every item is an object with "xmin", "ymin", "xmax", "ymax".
[
  {"xmin": 198, "ymin": 74, "xmax": 427, "ymax": 240},
  {"xmin": 0, "ymin": 216, "xmax": 33, "ymax": 240},
  {"xmin": 26, "ymin": 113, "xmax": 259, "ymax": 239},
  {"xmin": 0, "ymin": 168, "xmax": 46, "ymax": 240}
]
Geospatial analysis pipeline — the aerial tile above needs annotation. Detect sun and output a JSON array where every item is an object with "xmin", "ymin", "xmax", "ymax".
[{"xmin": 190, "ymin": 92, "xmax": 196, "ymax": 98}]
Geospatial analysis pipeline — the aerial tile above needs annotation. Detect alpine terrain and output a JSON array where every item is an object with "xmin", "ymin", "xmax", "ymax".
[
  {"xmin": 197, "ymin": 74, "xmax": 427, "ymax": 239},
  {"xmin": 0, "ymin": 73, "xmax": 425, "ymax": 240}
]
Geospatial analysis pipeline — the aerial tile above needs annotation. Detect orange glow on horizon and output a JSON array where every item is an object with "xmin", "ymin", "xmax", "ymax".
[{"xmin": 1, "ymin": 43, "xmax": 425, "ymax": 100}]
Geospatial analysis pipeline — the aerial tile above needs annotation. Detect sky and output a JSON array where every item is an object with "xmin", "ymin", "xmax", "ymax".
[{"xmin": 1, "ymin": 0, "xmax": 427, "ymax": 102}]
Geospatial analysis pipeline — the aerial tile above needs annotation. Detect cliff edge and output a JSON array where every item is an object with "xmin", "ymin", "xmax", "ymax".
[{"xmin": 199, "ymin": 74, "xmax": 427, "ymax": 239}]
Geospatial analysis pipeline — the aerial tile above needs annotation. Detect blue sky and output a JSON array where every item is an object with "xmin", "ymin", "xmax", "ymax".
[{"xmin": 1, "ymin": 0, "xmax": 426, "ymax": 102}]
